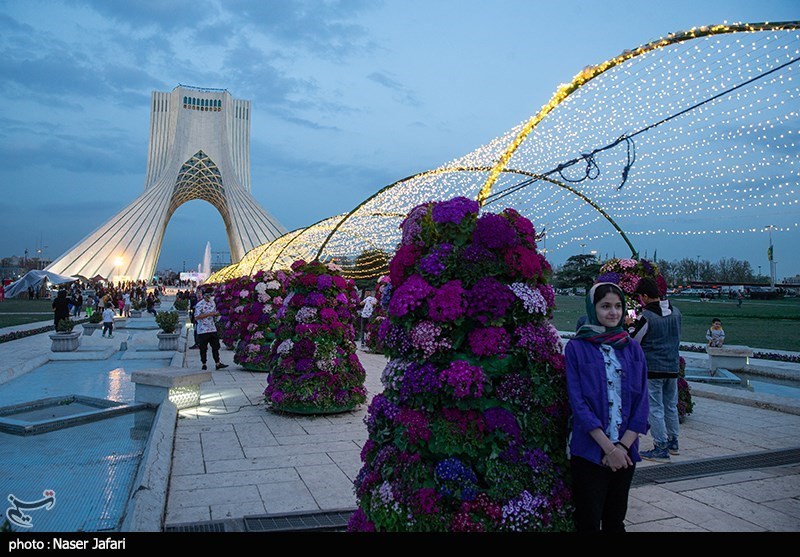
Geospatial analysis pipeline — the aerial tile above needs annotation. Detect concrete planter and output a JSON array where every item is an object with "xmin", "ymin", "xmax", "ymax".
[
  {"xmin": 130, "ymin": 310, "xmax": 143, "ymax": 318},
  {"xmin": 81, "ymin": 323, "xmax": 102, "ymax": 337},
  {"xmin": 157, "ymin": 332, "xmax": 180, "ymax": 351},
  {"xmin": 49, "ymin": 331, "xmax": 81, "ymax": 352}
]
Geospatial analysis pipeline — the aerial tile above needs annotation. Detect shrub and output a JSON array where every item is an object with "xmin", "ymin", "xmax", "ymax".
[
  {"xmin": 56, "ymin": 318, "xmax": 76, "ymax": 333},
  {"xmin": 173, "ymin": 298, "xmax": 189, "ymax": 311},
  {"xmin": 88, "ymin": 312, "xmax": 103, "ymax": 324},
  {"xmin": 155, "ymin": 310, "xmax": 180, "ymax": 334}
]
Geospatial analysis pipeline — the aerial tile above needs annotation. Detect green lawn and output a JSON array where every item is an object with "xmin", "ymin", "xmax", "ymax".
[
  {"xmin": 0, "ymin": 298, "xmax": 57, "ymax": 328},
  {"xmin": 550, "ymin": 295, "xmax": 800, "ymax": 352}
]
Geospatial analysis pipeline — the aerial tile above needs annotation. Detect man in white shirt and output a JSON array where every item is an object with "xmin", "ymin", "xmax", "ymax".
[
  {"xmin": 194, "ymin": 288, "xmax": 229, "ymax": 371},
  {"xmin": 358, "ymin": 292, "xmax": 378, "ymax": 346}
]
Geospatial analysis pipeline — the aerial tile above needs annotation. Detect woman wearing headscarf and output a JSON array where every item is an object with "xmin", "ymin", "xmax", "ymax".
[{"xmin": 565, "ymin": 282, "xmax": 649, "ymax": 532}]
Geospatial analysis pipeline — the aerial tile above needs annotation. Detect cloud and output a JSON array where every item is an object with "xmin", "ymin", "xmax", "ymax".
[{"xmin": 367, "ymin": 71, "xmax": 421, "ymax": 106}]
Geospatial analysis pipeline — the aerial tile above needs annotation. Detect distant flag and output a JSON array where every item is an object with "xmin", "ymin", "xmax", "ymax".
[
  {"xmin": 653, "ymin": 249, "xmax": 657, "ymax": 262},
  {"xmin": 768, "ymin": 244, "xmax": 774, "ymax": 261}
]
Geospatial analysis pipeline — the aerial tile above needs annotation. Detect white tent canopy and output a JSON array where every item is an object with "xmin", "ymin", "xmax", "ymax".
[{"xmin": 3, "ymin": 269, "xmax": 78, "ymax": 299}]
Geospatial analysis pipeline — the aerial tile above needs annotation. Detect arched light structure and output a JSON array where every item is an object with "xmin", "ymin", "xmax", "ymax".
[{"xmin": 219, "ymin": 21, "xmax": 800, "ymax": 281}]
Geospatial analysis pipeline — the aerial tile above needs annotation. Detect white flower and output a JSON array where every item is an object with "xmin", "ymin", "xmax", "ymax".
[
  {"xmin": 239, "ymin": 290, "xmax": 250, "ymax": 298},
  {"xmin": 265, "ymin": 280, "xmax": 281, "ymax": 290},
  {"xmin": 255, "ymin": 283, "xmax": 267, "ymax": 293},
  {"xmin": 277, "ymin": 339, "xmax": 294, "ymax": 354}
]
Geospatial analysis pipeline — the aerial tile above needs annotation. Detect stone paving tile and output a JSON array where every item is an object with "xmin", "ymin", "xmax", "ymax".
[
  {"xmin": 169, "ymin": 467, "xmax": 299, "ymax": 491},
  {"xmin": 299, "ymin": 423, "xmax": 367, "ymax": 436},
  {"xmin": 201, "ymin": 430, "xmax": 245, "ymax": 461},
  {"xmin": 642, "ymin": 487, "xmax": 766, "ymax": 532},
  {"xmin": 168, "ymin": 484, "xmax": 263, "ymax": 509},
  {"xmin": 626, "ymin": 517, "xmax": 707, "ymax": 532},
  {"xmin": 683, "ymin": 485, "xmax": 799, "ymax": 531},
  {"xmin": 763, "ymin": 497, "xmax": 800, "ymax": 520},
  {"xmin": 258, "ymin": 480, "xmax": 319, "ymax": 515},
  {"xmin": 205, "ymin": 452, "xmax": 333, "ymax": 473},
  {"xmin": 262, "ymin": 414, "xmax": 311, "ymax": 436},
  {"xmin": 211, "ymin": 500, "xmax": 267, "ymax": 521},
  {"xmin": 626, "ymin": 494, "xmax": 675, "ymax": 523},
  {"xmin": 243, "ymin": 440, "xmax": 358, "ymax": 459},
  {"xmin": 297, "ymin": 463, "xmax": 357, "ymax": 509},
  {"xmin": 328, "ymin": 449, "xmax": 363, "ymax": 483},
  {"xmin": 233, "ymin": 421, "xmax": 280, "ymax": 448},
  {"xmin": 174, "ymin": 421, "xmax": 235, "ymax": 433},
  {"xmin": 717, "ymin": 473, "xmax": 800, "ymax": 502},
  {"xmin": 274, "ymin": 430, "xmax": 366, "ymax": 446},
  {"xmin": 165, "ymin": 504, "xmax": 211, "ymax": 525},
  {"xmin": 171, "ymin": 441, "xmax": 205, "ymax": 476}
]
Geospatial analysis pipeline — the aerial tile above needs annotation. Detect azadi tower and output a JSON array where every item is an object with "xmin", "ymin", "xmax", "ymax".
[{"xmin": 46, "ymin": 85, "xmax": 287, "ymax": 282}]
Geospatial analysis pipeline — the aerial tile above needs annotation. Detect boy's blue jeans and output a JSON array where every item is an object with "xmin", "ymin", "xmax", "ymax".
[{"xmin": 647, "ymin": 378, "xmax": 679, "ymax": 447}]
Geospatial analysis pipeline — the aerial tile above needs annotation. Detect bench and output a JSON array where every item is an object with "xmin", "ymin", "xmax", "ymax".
[
  {"xmin": 706, "ymin": 344, "xmax": 754, "ymax": 373},
  {"xmin": 131, "ymin": 368, "xmax": 212, "ymax": 409}
]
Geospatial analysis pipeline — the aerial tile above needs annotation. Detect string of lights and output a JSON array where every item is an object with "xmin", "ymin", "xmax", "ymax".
[{"xmin": 209, "ymin": 22, "xmax": 799, "ymax": 282}]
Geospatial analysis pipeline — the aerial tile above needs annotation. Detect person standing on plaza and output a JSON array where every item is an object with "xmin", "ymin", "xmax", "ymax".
[
  {"xmin": 565, "ymin": 282, "xmax": 649, "ymax": 532},
  {"xmin": 358, "ymin": 291, "xmax": 378, "ymax": 345},
  {"xmin": 194, "ymin": 287, "xmax": 228, "ymax": 371},
  {"xmin": 52, "ymin": 289, "xmax": 70, "ymax": 328},
  {"xmin": 123, "ymin": 291, "xmax": 131, "ymax": 318},
  {"xmin": 72, "ymin": 290, "xmax": 83, "ymax": 318},
  {"xmin": 630, "ymin": 277, "xmax": 683, "ymax": 462},
  {"xmin": 146, "ymin": 292, "xmax": 158, "ymax": 316},
  {"xmin": 101, "ymin": 303, "xmax": 115, "ymax": 338}
]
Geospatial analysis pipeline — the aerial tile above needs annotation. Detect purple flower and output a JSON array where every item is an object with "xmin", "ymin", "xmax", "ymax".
[
  {"xmin": 410, "ymin": 320, "xmax": 452, "ymax": 358},
  {"xmin": 388, "ymin": 274, "xmax": 432, "ymax": 318},
  {"xmin": 468, "ymin": 326, "xmax": 511, "ymax": 357},
  {"xmin": 400, "ymin": 203, "xmax": 432, "ymax": 245},
  {"xmin": 419, "ymin": 243, "xmax": 454, "ymax": 276},
  {"xmin": 427, "ymin": 280, "xmax": 466, "ymax": 322},
  {"xmin": 484, "ymin": 407, "xmax": 521, "ymax": 442},
  {"xmin": 397, "ymin": 408, "xmax": 431, "ymax": 445},
  {"xmin": 439, "ymin": 360, "xmax": 484, "ymax": 398},
  {"xmin": 431, "ymin": 196, "xmax": 479, "ymax": 225},
  {"xmin": 304, "ymin": 291, "xmax": 327, "ymax": 307},
  {"xmin": 466, "ymin": 277, "xmax": 516, "ymax": 324},
  {"xmin": 398, "ymin": 362, "xmax": 440, "ymax": 402},
  {"xmin": 515, "ymin": 322, "xmax": 562, "ymax": 359},
  {"xmin": 317, "ymin": 274, "xmax": 333, "ymax": 290},
  {"xmin": 472, "ymin": 212, "xmax": 519, "ymax": 250},
  {"xmin": 596, "ymin": 271, "xmax": 621, "ymax": 284},
  {"xmin": 459, "ymin": 243, "xmax": 495, "ymax": 264}
]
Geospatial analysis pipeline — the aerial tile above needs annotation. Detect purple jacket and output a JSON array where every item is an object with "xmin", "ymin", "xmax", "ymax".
[{"xmin": 564, "ymin": 338, "xmax": 650, "ymax": 465}]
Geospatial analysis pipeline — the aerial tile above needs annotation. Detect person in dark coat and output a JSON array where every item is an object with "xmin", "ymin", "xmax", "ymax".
[{"xmin": 52, "ymin": 289, "xmax": 70, "ymax": 328}]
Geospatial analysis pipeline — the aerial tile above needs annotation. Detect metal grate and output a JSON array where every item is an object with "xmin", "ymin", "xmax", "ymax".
[
  {"xmin": 632, "ymin": 447, "xmax": 800, "ymax": 486},
  {"xmin": 244, "ymin": 509, "xmax": 356, "ymax": 532},
  {"xmin": 165, "ymin": 521, "xmax": 226, "ymax": 532}
]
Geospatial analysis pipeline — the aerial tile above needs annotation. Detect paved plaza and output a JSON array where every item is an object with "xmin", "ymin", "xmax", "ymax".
[{"xmin": 1, "ymin": 310, "xmax": 799, "ymax": 533}]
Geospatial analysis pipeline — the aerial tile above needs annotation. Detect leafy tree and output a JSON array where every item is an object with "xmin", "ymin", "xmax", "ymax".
[{"xmin": 552, "ymin": 254, "xmax": 601, "ymax": 289}]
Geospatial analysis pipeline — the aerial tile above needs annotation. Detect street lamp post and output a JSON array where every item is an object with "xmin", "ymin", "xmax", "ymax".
[{"xmin": 696, "ymin": 255, "xmax": 700, "ymax": 283}]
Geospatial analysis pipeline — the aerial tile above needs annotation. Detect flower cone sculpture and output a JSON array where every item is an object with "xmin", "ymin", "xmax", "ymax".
[
  {"xmin": 349, "ymin": 197, "xmax": 574, "ymax": 532},
  {"xmin": 264, "ymin": 260, "xmax": 367, "ymax": 414}
]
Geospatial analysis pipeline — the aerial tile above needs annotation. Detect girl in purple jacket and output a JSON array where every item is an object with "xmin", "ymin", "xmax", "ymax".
[{"xmin": 565, "ymin": 282, "xmax": 649, "ymax": 532}]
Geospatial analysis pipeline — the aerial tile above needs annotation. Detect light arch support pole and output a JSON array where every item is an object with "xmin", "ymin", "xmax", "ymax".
[{"xmin": 476, "ymin": 21, "xmax": 800, "ymax": 204}]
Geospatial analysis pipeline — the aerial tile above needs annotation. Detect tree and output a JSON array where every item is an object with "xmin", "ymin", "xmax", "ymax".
[{"xmin": 553, "ymin": 254, "xmax": 601, "ymax": 290}]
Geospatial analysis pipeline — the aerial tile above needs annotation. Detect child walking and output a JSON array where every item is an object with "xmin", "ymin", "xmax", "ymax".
[
  {"xmin": 706, "ymin": 318, "xmax": 725, "ymax": 347},
  {"xmin": 102, "ymin": 303, "xmax": 115, "ymax": 338}
]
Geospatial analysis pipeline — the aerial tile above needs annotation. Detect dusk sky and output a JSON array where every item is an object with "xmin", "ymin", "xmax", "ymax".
[{"xmin": 1, "ymin": 0, "xmax": 798, "ymax": 278}]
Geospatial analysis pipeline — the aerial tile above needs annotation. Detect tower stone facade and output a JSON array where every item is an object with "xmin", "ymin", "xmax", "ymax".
[{"xmin": 47, "ymin": 85, "xmax": 287, "ymax": 282}]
